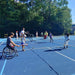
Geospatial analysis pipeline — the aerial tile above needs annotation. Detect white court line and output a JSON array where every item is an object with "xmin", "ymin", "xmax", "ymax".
[
  {"xmin": 18, "ymin": 47, "xmax": 52, "ymax": 51},
  {"xmin": 20, "ymin": 46, "xmax": 75, "ymax": 62},
  {"xmin": 0, "ymin": 41, "xmax": 7, "ymax": 75},
  {"xmin": 32, "ymin": 47, "xmax": 51, "ymax": 50},
  {"xmin": 0, "ymin": 42, "xmax": 4, "ymax": 46},
  {"xmin": 0, "ymin": 60, "xmax": 7, "ymax": 75},
  {"xmin": 69, "ymin": 45, "xmax": 75, "ymax": 47},
  {"xmin": 26, "ymin": 46, "xmax": 75, "ymax": 62},
  {"xmin": 47, "ymin": 47, "xmax": 75, "ymax": 62},
  {"xmin": 55, "ymin": 51, "xmax": 75, "ymax": 62},
  {"xmin": 19, "ymin": 46, "xmax": 62, "ymax": 51},
  {"xmin": 0, "ymin": 42, "xmax": 4, "ymax": 52}
]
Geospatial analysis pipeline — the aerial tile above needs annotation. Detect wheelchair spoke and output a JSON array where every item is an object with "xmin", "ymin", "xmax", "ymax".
[{"xmin": 2, "ymin": 46, "xmax": 17, "ymax": 59}]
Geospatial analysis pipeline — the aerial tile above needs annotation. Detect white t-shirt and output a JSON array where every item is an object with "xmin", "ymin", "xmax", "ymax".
[
  {"xmin": 21, "ymin": 30, "xmax": 25, "ymax": 34},
  {"xmin": 20, "ymin": 30, "xmax": 25, "ymax": 37},
  {"xmin": 20, "ymin": 30, "xmax": 27, "ymax": 37}
]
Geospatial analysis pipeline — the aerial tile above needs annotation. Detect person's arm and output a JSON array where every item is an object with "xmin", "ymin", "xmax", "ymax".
[
  {"xmin": 11, "ymin": 40, "xmax": 19, "ymax": 47},
  {"xmin": 25, "ymin": 31, "xmax": 29, "ymax": 34}
]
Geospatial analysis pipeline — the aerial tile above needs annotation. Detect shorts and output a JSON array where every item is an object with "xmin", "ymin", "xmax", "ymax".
[{"xmin": 21, "ymin": 42, "xmax": 25, "ymax": 45}]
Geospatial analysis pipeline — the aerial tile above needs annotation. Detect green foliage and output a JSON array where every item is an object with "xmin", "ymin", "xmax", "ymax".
[{"xmin": 0, "ymin": 0, "xmax": 72, "ymax": 36}]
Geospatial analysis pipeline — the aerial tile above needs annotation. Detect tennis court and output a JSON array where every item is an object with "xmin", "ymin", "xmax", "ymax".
[{"xmin": 0, "ymin": 36, "xmax": 75, "ymax": 75}]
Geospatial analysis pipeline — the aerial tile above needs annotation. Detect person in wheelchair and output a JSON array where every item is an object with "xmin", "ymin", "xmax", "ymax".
[{"xmin": 7, "ymin": 32, "xmax": 19, "ymax": 50}]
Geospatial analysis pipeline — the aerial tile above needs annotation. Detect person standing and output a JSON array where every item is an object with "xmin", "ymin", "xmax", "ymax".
[
  {"xmin": 36, "ymin": 31, "xmax": 38, "ymax": 37},
  {"xmin": 41, "ymin": 32, "xmax": 43, "ymax": 37},
  {"xmin": 44, "ymin": 31, "xmax": 48, "ymax": 39},
  {"xmin": 49, "ymin": 32, "xmax": 53, "ymax": 43},
  {"xmin": 16, "ymin": 31, "xmax": 18, "ymax": 40},
  {"xmin": 46, "ymin": 31, "xmax": 48, "ymax": 38},
  {"xmin": 21, "ymin": 34, "xmax": 28, "ymax": 51},
  {"xmin": 20, "ymin": 27, "xmax": 28, "ymax": 51},
  {"xmin": 20, "ymin": 27, "xmax": 25, "ymax": 36},
  {"xmin": 64, "ymin": 33, "xmax": 70, "ymax": 48}
]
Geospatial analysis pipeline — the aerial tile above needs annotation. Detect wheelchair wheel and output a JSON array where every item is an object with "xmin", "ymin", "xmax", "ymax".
[{"xmin": 2, "ymin": 46, "xmax": 16, "ymax": 59}]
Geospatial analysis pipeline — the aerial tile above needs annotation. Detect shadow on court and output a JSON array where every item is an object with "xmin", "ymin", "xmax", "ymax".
[{"xmin": 44, "ymin": 47, "xmax": 65, "ymax": 52}]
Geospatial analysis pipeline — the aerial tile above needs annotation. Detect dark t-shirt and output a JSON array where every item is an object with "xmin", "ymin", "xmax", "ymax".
[
  {"xmin": 7, "ymin": 37, "xmax": 14, "ymax": 50},
  {"xmin": 7, "ymin": 37, "xmax": 14, "ymax": 47},
  {"xmin": 7, "ymin": 37, "xmax": 11, "ymax": 45}
]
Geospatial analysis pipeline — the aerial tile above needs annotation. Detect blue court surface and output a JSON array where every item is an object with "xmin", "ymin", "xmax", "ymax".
[{"xmin": 0, "ymin": 36, "xmax": 75, "ymax": 75}]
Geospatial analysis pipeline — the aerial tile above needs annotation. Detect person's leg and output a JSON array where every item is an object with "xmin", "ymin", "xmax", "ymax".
[
  {"xmin": 50, "ymin": 37, "xmax": 51, "ymax": 42},
  {"xmin": 66, "ymin": 40, "xmax": 69, "ymax": 48},
  {"xmin": 64, "ymin": 41, "xmax": 66, "ymax": 48},
  {"xmin": 51, "ymin": 38, "xmax": 53, "ymax": 43},
  {"xmin": 22, "ymin": 45, "xmax": 25, "ymax": 51},
  {"xmin": 52, "ymin": 38, "xmax": 53, "ymax": 43},
  {"xmin": 7, "ymin": 45, "xmax": 15, "ymax": 50}
]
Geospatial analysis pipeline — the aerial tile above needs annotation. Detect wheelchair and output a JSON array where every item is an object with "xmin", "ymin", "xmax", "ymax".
[{"xmin": 2, "ymin": 46, "xmax": 18, "ymax": 59}]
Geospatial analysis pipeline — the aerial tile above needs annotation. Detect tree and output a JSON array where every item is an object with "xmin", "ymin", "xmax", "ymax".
[{"xmin": 0, "ymin": 0, "xmax": 72, "ymax": 36}]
